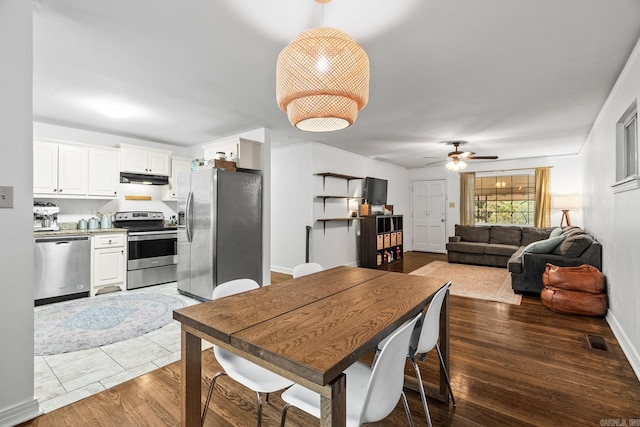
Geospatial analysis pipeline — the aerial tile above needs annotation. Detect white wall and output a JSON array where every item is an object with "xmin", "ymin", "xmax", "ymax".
[
  {"xmin": 0, "ymin": 1, "xmax": 41, "ymax": 425},
  {"xmin": 580, "ymin": 37, "xmax": 640, "ymax": 379},
  {"xmin": 409, "ymin": 154, "xmax": 583, "ymax": 238},
  {"xmin": 271, "ymin": 142, "xmax": 410, "ymax": 274}
]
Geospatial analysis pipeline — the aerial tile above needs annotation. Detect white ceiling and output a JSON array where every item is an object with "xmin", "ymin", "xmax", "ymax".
[{"xmin": 32, "ymin": 0, "xmax": 640, "ymax": 169}]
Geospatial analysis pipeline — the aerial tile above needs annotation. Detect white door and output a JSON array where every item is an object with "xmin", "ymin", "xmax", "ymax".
[{"xmin": 412, "ymin": 179, "xmax": 446, "ymax": 253}]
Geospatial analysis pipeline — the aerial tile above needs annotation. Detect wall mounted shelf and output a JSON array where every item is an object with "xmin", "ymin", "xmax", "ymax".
[
  {"xmin": 316, "ymin": 217, "xmax": 362, "ymax": 234},
  {"xmin": 315, "ymin": 172, "xmax": 363, "ymax": 192}
]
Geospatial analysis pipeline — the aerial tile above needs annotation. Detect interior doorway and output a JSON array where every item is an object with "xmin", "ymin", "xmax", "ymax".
[{"xmin": 412, "ymin": 179, "xmax": 447, "ymax": 253}]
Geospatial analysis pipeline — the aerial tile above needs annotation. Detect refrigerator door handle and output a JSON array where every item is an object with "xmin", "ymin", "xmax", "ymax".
[{"xmin": 186, "ymin": 191, "xmax": 194, "ymax": 243}]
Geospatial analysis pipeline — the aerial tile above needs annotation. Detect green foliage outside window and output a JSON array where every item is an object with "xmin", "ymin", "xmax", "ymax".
[{"xmin": 474, "ymin": 174, "xmax": 535, "ymax": 225}]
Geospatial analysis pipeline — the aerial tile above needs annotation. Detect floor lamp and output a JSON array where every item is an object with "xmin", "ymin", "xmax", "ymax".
[{"xmin": 552, "ymin": 195, "xmax": 579, "ymax": 227}]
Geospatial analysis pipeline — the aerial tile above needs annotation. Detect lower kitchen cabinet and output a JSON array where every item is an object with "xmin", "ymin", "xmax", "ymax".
[{"xmin": 91, "ymin": 233, "xmax": 126, "ymax": 296}]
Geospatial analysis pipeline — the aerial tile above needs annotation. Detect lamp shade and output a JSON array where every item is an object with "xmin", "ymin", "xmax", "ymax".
[
  {"xmin": 276, "ymin": 27, "xmax": 369, "ymax": 132},
  {"xmin": 551, "ymin": 194, "xmax": 580, "ymax": 209},
  {"xmin": 446, "ymin": 159, "xmax": 467, "ymax": 171}
]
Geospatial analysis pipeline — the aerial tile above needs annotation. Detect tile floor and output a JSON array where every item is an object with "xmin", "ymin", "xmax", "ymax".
[{"xmin": 34, "ymin": 282, "xmax": 211, "ymax": 413}]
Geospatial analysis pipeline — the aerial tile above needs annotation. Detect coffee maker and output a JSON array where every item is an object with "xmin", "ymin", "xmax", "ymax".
[{"xmin": 34, "ymin": 202, "xmax": 60, "ymax": 231}]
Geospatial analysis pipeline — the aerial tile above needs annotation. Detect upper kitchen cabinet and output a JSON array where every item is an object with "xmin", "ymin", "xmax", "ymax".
[
  {"xmin": 118, "ymin": 144, "xmax": 171, "ymax": 176},
  {"xmin": 202, "ymin": 137, "xmax": 261, "ymax": 170},
  {"xmin": 34, "ymin": 140, "xmax": 119, "ymax": 199},
  {"xmin": 34, "ymin": 141, "xmax": 88, "ymax": 196},
  {"xmin": 88, "ymin": 147, "xmax": 120, "ymax": 197},
  {"xmin": 163, "ymin": 156, "xmax": 192, "ymax": 201}
]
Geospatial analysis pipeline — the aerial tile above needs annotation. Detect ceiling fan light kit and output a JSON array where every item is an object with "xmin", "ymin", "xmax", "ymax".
[{"xmin": 276, "ymin": 16, "xmax": 369, "ymax": 132}]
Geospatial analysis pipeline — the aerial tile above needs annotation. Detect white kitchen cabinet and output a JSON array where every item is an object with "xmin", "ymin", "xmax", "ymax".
[
  {"xmin": 202, "ymin": 137, "xmax": 262, "ymax": 170},
  {"xmin": 163, "ymin": 156, "xmax": 192, "ymax": 200},
  {"xmin": 119, "ymin": 144, "xmax": 171, "ymax": 176},
  {"xmin": 33, "ymin": 141, "xmax": 88, "ymax": 196},
  {"xmin": 91, "ymin": 233, "xmax": 126, "ymax": 296},
  {"xmin": 88, "ymin": 148, "xmax": 120, "ymax": 197}
]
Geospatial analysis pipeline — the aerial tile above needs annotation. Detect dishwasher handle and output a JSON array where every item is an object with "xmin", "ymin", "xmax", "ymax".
[{"xmin": 35, "ymin": 236, "xmax": 90, "ymax": 244}]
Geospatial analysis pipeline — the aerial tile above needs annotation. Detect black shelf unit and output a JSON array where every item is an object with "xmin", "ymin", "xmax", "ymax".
[{"xmin": 359, "ymin": 215, "xmax": 403, "ymax": 268}]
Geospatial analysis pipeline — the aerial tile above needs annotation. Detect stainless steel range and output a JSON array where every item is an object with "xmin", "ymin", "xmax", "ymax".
[{"xmin": 113, "ymin": 211, "xmax": 177, "ymax": 290}]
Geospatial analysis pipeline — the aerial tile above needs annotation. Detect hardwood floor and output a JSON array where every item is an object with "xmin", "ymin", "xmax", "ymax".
[{"xmin": 21, "ymin": 252, "xmax": 640, "ymax": 426}]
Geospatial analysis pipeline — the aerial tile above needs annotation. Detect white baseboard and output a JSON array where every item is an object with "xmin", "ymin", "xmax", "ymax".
[
  {"xmin": 606, "ymin": 310, "xmax": 640, "ymax": 381},
  {"xmin": 271, "ymin": 265, "xmax": 293, "ymax": 275},
  {"xmin": 0, "ymin": 398, "xmax": 42, "ymax": 427}
]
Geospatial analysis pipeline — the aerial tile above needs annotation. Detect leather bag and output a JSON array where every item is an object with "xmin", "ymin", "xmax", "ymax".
[{"xmin": 542, "ymin": 263, "xmax": 605, "ymax": 294}]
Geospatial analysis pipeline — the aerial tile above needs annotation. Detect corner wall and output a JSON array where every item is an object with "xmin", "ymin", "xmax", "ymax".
[
  {"xmin": 580, "ymin": 37, "xmax": 640, "ymax": 379},
  {"xmin": 0, "ymin": 1, "xmax": 41, "ymax": 425},
  {"xmin": 271, "ymin": 142, "xmax": 410, "ymax": 273}
]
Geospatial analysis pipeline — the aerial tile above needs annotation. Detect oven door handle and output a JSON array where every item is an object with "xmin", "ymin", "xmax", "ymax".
[{"xmin": 186, "ymin": 190, "xmax": 194, "ymax": 243}]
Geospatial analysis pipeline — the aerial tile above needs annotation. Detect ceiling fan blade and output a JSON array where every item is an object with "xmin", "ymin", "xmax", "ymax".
[
  {"xmin": 458, "ymin": 151, "xmax": 475, "ymax": 158},
  {"xmin": 425, "ymin": 159, "xmax": 444, "ymax": 166},
  {"xmin": 467, "ymin": 155, "xmax": 499, "ymax": 160}
]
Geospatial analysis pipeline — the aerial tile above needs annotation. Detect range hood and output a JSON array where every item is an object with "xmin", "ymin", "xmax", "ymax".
[{"xmin": 120, "ymin": 172, "xmax": 169, "ymax": 185}]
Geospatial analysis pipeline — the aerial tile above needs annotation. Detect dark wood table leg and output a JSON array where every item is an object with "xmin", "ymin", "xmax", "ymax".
[
  {"xmin": 320, "ymin": 373, "xmax": 346, "ymax": 427},
  {"xmin": 181, "ymin": 328, "xmax": 202, "ymax": 427}
]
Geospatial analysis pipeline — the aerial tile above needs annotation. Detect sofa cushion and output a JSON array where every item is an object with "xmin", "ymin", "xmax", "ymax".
[
  {"xmin": 549, "ymin": 227, "xmax": 563, "ymax": 238},
  {"xmin": 522, "ymin": 228, "xmax": 554, "ymax": 246},
  {"xmin": 519, "ymin": 235, "xmax": 566, "ymax": 257},
  {"xmin": 455, "ymin": 225, "xmax": 490, "ymax": 243},
  {"xmin": 446, "ymin": 241, "xmax": 486, "ymax": 254},
  {"xmin": 489, "ymin": 226, "xmax": 522, "ymax": 246},
  {"xmin": 552, "ymin": 234, "xmax": 593, "ymax": 257},
  {"xmin": 485, "ymin": 244, "xmax": 519, "ymax": 257},
  {"xmin": 560, "ymin": 226, "xmax": 582, "ymax": 235}
]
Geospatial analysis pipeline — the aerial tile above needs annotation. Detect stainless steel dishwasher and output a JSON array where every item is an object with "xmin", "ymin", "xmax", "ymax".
[{"xmin": 34, "ymin": 235, "xmax": 91, "ymax": 305}]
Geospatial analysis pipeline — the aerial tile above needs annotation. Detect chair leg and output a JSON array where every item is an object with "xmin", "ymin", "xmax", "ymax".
[
  {"xmin": 435, "ymin": 344, "xmax": 456, "ymax": 406},
  {"xmin": 410, "ymin": 358, "xmax": 432, "ymax": 427},
  {"xmin": 400, "ymin": 390, "xmax": 415, "ymax": 427},
  {"xmin": 280, "ymin": 403, "xmax": 291, "ymax": 427},
  {"xmin": 255, "ymin": 392, "xmax": 263, "ymax": 427},
  {"xmin": 202, "ymin": 371, "xmax": 228, "ymax": 424}
]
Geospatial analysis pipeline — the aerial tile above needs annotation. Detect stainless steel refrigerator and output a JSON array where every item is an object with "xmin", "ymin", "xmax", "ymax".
[{"xmin": 177, "ymin": 168, "xmax": 262, "ymax": 300}]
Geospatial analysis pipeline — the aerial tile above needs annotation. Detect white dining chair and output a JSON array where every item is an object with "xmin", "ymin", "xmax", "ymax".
[
  {"xmin": 202, "ymin": 278, "xmax": 294, "ymax": 426},
  {"xmin": 407, "ymin": 281, "xmax": 456, "ymax": 427},
  {"xmin": 279, "ymin": 312, "xmax": 421, "ymax": 427},
  {"xmin": 292, "ymin": 262, "xmax": 324, "ymax": 278}
]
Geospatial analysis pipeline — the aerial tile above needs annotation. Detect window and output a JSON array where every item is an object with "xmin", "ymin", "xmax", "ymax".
[
  {"xmin": 614, "ymin": 101, "xmax": 639, "ymax": 193},
  {"xmin": 623, "ymin": 110, "xmax": 638, "ymax": 178},
  {"xmin": 474, "ymin": 171, "xmax": 536, "ymax": 225}
]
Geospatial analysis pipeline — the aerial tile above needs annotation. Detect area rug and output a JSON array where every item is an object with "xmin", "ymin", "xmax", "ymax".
[
  {"xmin": 34, "ymin": 293, "xmax": 186, "ymax": 356},
  {"xmin": 409, "ymin": 261, "xmax": 522, "ymax": 305}
]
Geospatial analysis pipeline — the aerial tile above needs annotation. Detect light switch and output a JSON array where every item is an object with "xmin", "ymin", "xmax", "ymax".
[
  {"xmin": 449, "ymin": 202, "xmax": 455, "ymax": 208},
  {"xmin": 0, "ymin": 186, "xmax": 14, "ymax": 208}
]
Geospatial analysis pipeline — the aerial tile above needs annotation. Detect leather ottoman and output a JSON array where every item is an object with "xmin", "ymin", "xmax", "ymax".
[
  {"xmin": 540, "ymin": 287, "xmax": 607, "ymax": 317},
  {"xmin": 540, "ymin": 263, "xmax": 607, "ymax": 317}
]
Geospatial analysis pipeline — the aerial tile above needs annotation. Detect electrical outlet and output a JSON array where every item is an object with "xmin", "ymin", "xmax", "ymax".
[{"xmin": 0, "ymin": 186, "xmax": 13, "ymax": 208}]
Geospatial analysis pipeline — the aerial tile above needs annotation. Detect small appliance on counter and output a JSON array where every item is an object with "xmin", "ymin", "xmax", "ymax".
[{"xmin": 33, "ymin": 202, "xmax": 60, "ymax": 232}]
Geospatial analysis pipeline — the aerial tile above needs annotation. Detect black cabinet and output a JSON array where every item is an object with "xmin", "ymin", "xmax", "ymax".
[{"xmin": 360, "ymin": 215, "xmax": 403, "ymax": 268}]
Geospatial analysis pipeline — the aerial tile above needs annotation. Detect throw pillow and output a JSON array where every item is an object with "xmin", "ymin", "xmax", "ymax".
[
  {"xmin": 518, "ymin": 235, "xmax": 566, "ymax": 257},
  {"xmin": 552, "ymin": 234, "xmax": 594, "ymax": 257},
  {"xmin": 549, "ymin": 227, "xmax": 563, "ymax": 238},
  {"xmin": 522, "ymin": 227, "xmax": 553, "ymax": 246}
]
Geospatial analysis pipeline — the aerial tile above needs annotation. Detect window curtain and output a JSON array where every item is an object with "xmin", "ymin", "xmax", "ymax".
[
  {"xmin": 534, "ymin": 167, "xmax": 551, "ymax": 228},
  {"xmin": 459, "ymin": 172, "xmax": 475, "ymax": 225}
]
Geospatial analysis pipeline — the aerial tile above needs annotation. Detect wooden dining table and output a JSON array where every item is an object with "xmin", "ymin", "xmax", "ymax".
[{"xmin": 173, "ymin": 266, "xmax": 450, "ymax": 427}]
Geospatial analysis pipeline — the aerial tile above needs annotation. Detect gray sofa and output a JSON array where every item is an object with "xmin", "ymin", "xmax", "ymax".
[
  {"xmin": 446, "ymin": 225, "xmax": 602, "ymax": 294},
  {"xmin": 446, "ymin": 225, "xmax": 554, "ymax": 268},
  {"xmin": 508, "ymin": 227, "xmax": 602, "ymax": 294}
]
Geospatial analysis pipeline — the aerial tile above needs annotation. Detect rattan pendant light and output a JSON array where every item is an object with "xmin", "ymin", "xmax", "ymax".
[{"xmin": 276, "ymin": 9, "xmax": 369, "ymax": 132}]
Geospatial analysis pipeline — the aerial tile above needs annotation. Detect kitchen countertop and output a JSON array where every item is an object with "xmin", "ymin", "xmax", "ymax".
[{"xmin": 34, "ymin": 228, "xmax": 129, "ymax": 238}]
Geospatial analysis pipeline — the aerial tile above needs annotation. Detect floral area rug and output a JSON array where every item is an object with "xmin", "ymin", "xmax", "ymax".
[
  {"xmin": 410, "ymin": 261, "xmax": 522, "ymax": 305},
  {"xmin": 34, "ymin": 292, "xmax": 186, "ymax": 356}
]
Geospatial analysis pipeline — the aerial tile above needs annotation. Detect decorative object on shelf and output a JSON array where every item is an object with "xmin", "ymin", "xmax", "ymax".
[
  {"xmin": 276, "ymin": 1, "xmax": 369, "ymax": 132},
  {"xmin": 124, "ymin": 195, "xmax": 152, "ymax": 200}
]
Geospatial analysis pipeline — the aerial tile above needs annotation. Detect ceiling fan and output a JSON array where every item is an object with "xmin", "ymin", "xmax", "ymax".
[{"xmin": 425, "ymin": 141, "xmax": 498, "ymax": 170}]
